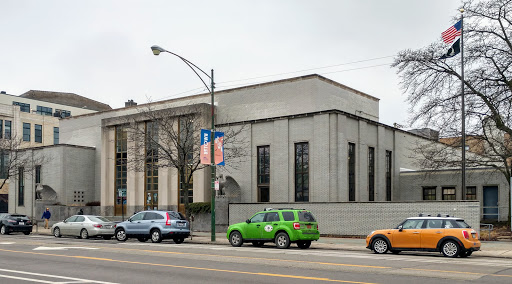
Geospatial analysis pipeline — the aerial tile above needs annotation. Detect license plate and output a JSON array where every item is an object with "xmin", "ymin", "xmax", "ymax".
[
  {"xmin": 307, "ymin": 225, "xmax": 311, "ymax": 229},
  {"xmin": 19, "ymin": 222, "xmax": 24, "ymax": 225},
  {"xmin": 105, "ymin": 225, "xmax": 112, "ymax": 229},
  {"xmin": 177, "ymin": 223, "xmax": 185, "ymax": 227}
]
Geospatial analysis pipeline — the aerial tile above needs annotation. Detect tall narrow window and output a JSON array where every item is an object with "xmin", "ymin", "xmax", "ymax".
[
  {"xmin": 115, "ymin": 126, "xmax": 127, "ymax": 215},
  {"xmin": 442, "ymin": 187, "xmax": 456, "ymax": 200},
  {"xmin": 368, "ymin": 147, "xmax": 375, "ymax": 201},
  {"xmin": 464, "ymin": 186, "xmax": 477, "ymax": 200},
  {"xmin": 35, "ymin": 165, "xmax": 41, "ymax": 184},
  {"xmin": 348, "ymin": 143, "xmax": 356, "ymax": 201},
  {"xmin": 257, "ymin": 146, "xmax": 270, "ymax": 202},
  {"xmin": 18, "ymin": 167, "xmax": 24, "ymax": 206},
  {"xmin": 0, "ymin": 119, "xmax": 3, "ymax": 139},
  {"xmin": 423, "ymin": 186, "xmax": 436, "ymax": 200},
  {"xmin": 385, "ymin": 150, "xmax": 392, "ymax": 201},
  {"xmin": 179, "ymin": 117, "xmax": 194, "ymax": 205},
  {"xmin": 5, "ymin": 120, "xmax": 11, "ymax": 139},
  {"xmin": 23, "ymin": 123, "xmax": 31, "ymax": 142},
  {"xmin": 53, "ymin": 127, "xmax": 59, "ymax": 144},
  {"xmin": 35, "ymin": 124, "xmax": 42, "ymax": 143},
  {"xmin": 145, "ymin": 121, "xmax": 159, "ymax": 210},
  {"xmin": 295, "ymin": 142, "xmax": 309, "ymax": 202},
  {"xmin": 0, "ymin": 152, "xmax": 8, "ymax": 179}
]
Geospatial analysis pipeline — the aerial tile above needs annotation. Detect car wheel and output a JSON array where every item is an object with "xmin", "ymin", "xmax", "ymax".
[
  {"xmin": 137, "ymin": 237, "xmax": 148, "ymax": 242},
  {"xmin": 252, "ymin": 241, "xmax": 264, "ymax": 247},
  {"xmin": 53, "ymin": 227, "xmax": 61, "ymax": 238},
  {"xmin": 23, "ymin": 232, "xmax": 30, "ymax": 235},
  {"xmin": 390, "ymin": 250, "xmax": 401, "ymax": 254},
  {"xmin": 372, "ymin": 238, "xmax": 388, "ymax": 254},
  {"xmin": 173, "ymin": 237, "xmax": 184, "ymax": 244},
  {"xmin": 275, "ymin": 232, "xmax": 290, "ymax": 249},
  {"xmin": 80, "ymin": 229, "xmax": 89, "ymax": 239},
  {"xmin": 115, "ymin": 229, "xmax": 127, "ymax": 242},
  {"xmin": 441, "ymin": 240, "xmax": 460, "ymax": 258},
  {"xmin": 297, "ymin": 241, "xmax": 311, "ymax": 249},
  {"xmin": 150, "ymin": 229, "xmax": 162, "ymax": 243},
  {"xmin": 229, "ymin": 231, "xmax": 243, "ymax": 247},
  {"xmin": 102, "ymin": 236, "xmax": 112, "ymax": 240},
  {"xmin": 0, "ymin": 225, "xmax": 8, "ymax": 235}
]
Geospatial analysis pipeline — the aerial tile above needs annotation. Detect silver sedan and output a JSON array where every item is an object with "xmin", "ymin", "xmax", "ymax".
[{"xmin": 51, "ymin": 215, "xmax": 116, "ymax": 240}]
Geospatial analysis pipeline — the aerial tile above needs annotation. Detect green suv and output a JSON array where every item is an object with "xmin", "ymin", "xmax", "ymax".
[{"xmin": 226, "ymin": 208, "xmax": 319, "ymax": 249}]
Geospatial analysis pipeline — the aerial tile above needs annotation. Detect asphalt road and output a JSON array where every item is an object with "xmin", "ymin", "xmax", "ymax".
[{"xmin": 0, "ymin": 233, "xmax": 511, "ymax": 284}]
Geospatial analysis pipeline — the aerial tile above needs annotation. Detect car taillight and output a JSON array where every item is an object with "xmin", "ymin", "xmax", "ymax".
[
  {"xmin": 7, "ymin": 220, "xmax": 16, "ymax": 223},
  {"xmin": 114, "ymin": 224, "xmax": 117, "ymax": 228},
  {"xmin": 462, "ymin": 230, "xmax": 469, "ymax": 239},
  {"xmin": 166, "ymin": 212, "xmax": 171, "ymax": 226},
  {"xmin": 293, "ymin": 222, "xmax": 300, "ymax": 230},
  {"xmin": 317, "ymin": 224, "xmax": 319, "ymax": 231},
  {"xmin": 93, "ymin": 224, "xmax": 103, "ymax": 228}
]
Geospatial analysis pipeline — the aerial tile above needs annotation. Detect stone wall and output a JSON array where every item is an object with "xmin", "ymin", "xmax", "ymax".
[{"xmin": 34, "ymin": 202, "xmax": 101, "ymax": 227}]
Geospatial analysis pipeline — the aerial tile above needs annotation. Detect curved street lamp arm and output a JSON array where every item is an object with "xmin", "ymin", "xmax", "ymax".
[{"xmin": 159, "ymin": 49, "xmax": 212, "ymax": 93}]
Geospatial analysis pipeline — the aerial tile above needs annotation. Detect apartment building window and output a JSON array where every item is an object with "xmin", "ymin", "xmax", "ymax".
[
  {"xmin": 54, "ymin": 127, "xmax": 59, "ymax": 144},
  {"xmin": 37, "ymin": 106, "xmax": 53, "ymax": 116},
  {"xmin": 423, "ymin": 187, "xmax": 436, "ymax": 200},
  {"xmin": 257, "ymin": 146, "xmax": 270, "ymax": 202},
  {"xmin": 23, "ymin": 123, "xmax": 31, "ymax": 142},
  {"xmin": 5, "ymin": 120, "xmax": 11, "ymax": 139},
  {"xmin": 442, "ymin": 187, "xmax": 456, "ymax": 200},
  {"xmin": 35, "ymin": 124, "xmax": 42, "ymax": 143},
  {"xmin": 13, "ymin": 101, "xmax": 30, "ymax": 113},
  {"xmin": 0, "ymin": 152, "xmax": 8, "ymax": 179},
  {"xmin": 35, "ymin": 165, "xmax": 41, "ymax": 184},
  {"xmin": 55, "ymin": 109, "xmax": 71, "ymax": 118},
  {"xmin": 145, "ymin": 121, "xmax": 159, "ymax": 210},
  {"xmin": 348, "ymin": 143, "xmax": 356, "ymax": 201},
  {"xmin": 464, "ymin": 186, "xmax": 477, "ymax": 200},
  {"xmin": 368, "ymin": 147, "xmax": 375, "ymax": 201},
  {"xmin": 295, "ymin": 142, "xmax": 309, "ymax": 202},
  {"xmin": 18, "ymin": 167, "xmax": 24, "ymax": 206},
  {"xmin": 385, "ymin": 150, "xmax": 392, "ymax": 201}
]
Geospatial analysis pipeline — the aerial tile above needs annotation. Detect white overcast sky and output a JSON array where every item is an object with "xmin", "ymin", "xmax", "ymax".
[{"xmin": 0, "ymin": 0, "xmax": 462, "ymax": 126}]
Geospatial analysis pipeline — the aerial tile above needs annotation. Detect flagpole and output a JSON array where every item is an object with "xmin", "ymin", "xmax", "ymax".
[{"xmin": 460, "ymin": 8, "xmax": 466, "ymax": 197}]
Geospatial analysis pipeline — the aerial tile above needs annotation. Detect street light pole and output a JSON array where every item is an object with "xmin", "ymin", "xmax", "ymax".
[{"xmin": 151, "ymin": 45, "xmax": 216, "ymax": 241}]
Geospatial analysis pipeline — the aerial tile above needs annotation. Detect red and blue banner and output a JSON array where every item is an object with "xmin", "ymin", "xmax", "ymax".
[
  {"xmin": 214, "ymin": 131, "xmax": 225, "ymax": 166},
  {"xmin": 200, "ymin": 129, "xmax": 225, "ymax": 166}
]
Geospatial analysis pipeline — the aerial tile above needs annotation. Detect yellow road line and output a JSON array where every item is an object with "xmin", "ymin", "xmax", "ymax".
[{"xmin": 0, "ymin": 248, "xmax": 374, "ymax": 284}]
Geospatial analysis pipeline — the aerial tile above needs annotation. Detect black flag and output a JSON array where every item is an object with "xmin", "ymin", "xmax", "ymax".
[{"xmin": 440, "ymin": 39, "xmax": 460, "ymax": 59}]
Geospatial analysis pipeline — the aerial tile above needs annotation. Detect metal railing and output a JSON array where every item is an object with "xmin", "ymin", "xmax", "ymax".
[{"xmin": 480, "ymin": 223, "xmax": 494, "ymax": 240}]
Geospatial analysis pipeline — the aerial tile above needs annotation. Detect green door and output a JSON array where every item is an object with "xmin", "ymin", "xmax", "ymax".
[{"xmin": 246, "ymin": 213, "xmax": 265, "ymax": 239}]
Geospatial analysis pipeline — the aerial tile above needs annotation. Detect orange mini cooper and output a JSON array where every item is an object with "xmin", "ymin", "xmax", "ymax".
[{"xmin": 366, "ymin": 215, "xmax": 480, "ymax": 257}]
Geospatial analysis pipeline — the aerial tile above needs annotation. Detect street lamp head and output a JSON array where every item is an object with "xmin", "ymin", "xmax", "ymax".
[{"xmin": 151, "ymin": 45, "xmax": 166, "ymax": 56}]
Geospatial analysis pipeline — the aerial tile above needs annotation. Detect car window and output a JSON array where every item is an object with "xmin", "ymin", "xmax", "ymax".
[
  {"xmin": 167, "ymin": 211, "xmax": 182, "ymax": 220},
  {"xmin": 75, "ymin": 216, "xmax": 85, "ymax": 222},
  {"xmin": 250, "ymin": 213, "xmax": 265, "ymax": 223},
  {"xmin": 0, "ymin": 213, "xmax": 6, "ymax": 219},
  {"xmin": 143, "ymin": 212, "xmax": 157, "ymax": 220},
  {"xmin": 89, "ymin": 216, "xmax": 111, "ymax": 223},
  {"xmin": 131, "ymin": 212, "xmax": 145, "ymax": 221},
  {"xmin": 264, "ymin": 212, "xmax": 280, "ymax": 222},
  {"xmin": 65, "ymin": 216, "xmax": 77, "ymax": 223},
  {"xmin": 298, "ymin": 211, "xmax": 316, "ymax": 222},
  {"xmin": 281, "ymin": 211, "xmax": 295, "ymax": 221},
  {"xmin": 455, "ymin": 220, "xmax": 471, "ymax": 228},
  {"xmin": 401, "ymin": 219, "xmax": 424, "ymax": 229},
  {"xmin": 426, "ymin": 220, "xmax": 443, "ymax": 229}
]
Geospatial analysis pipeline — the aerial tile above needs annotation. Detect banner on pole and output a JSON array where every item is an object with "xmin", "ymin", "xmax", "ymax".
[
  {"xmin": 214, "ymin": 132, "xmax": 225, "ymax": 166},
  {"xmin": 200, "ymin": 129, "xmax": 211, "ymax": 165}
]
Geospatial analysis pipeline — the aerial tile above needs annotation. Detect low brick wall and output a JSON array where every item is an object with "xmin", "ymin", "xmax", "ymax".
[{"xmin": 229, "ymin": 201, "xmax": 480, "ymax": 236}]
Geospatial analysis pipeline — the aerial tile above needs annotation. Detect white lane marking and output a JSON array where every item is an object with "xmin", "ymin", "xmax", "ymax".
[
  {"xmin": 33, "ymin": 246, "xmax": 99, "ymax": 251},
  {"xmin": 0, "ymin": 242, "xmax": 15, "ymax": 244},
  {"xmin": 0, "ymin": 268, "xmax": 118, "ymax": 283}
]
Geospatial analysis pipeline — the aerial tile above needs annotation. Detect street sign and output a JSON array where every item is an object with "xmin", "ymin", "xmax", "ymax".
[{"xmin": 215, "ymin": 180, "xmax": 219, "ymax": 191}]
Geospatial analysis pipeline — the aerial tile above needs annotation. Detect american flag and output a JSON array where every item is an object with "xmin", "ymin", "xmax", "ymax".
[{"xmin": 441, "ymin": 20, "xmax": 462, "ymax": 44}]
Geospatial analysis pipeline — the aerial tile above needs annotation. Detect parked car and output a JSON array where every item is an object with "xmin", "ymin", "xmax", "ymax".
[
  {"xmin": 0, "ymin": 213, "xmax": 32, "ymax": 235},
  {"xmin": 366, "ymin": 214, "xmax": 481, "ymax": 257},
  {"xmin": 114, "ymin": 210, "xmax": 190, "ymax": 244},
  {"xmin": 226, "ymin": 208, "xmax": 320, "ymax": 249},
  {"xmin": 51, "ymin": 215, "xmax": 116, "ymax": 239}
]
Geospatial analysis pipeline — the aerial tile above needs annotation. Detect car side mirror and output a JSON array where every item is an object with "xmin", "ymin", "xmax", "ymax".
[
  {"xmin": 128, "ymin": 218, "xmax": 132, "ymax": 222},
  {"xmin": 398, "ymin": 225, "xmax": 403, "ymax": 232},
  {"xmin": 246, "ymin": 219, "xmax": 251, "ymax": 224},
  {"xmin": 63, "ymin": 220, "xmax": 67, "ymax": 223}
]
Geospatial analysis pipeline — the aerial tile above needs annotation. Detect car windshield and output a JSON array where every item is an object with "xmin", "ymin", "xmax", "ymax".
[
  {"xmin": 89, "ymin": 216, "xmax": 111, "ymax": 223},
  {"xmin": 298, "ymin": 211, "xmax": 316, "ymax": 222},
  {"xmin": 455, "ymin": 219, "xmax": 471, "ymax": 228}
]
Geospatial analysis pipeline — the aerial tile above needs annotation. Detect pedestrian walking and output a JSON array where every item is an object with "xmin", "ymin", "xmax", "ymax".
[
  {"xmin": 77, "ymin": 208, "xmax": 84, "ymax": 215},
  {"xmin": 41, "ymin": 208, "xmax": 51, "ymax": 229}
]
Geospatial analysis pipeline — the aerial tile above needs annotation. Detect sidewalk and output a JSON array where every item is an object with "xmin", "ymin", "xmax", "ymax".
[{"xmin": 30, "ymin": 227, "xmax": 512, "ymax": 259}]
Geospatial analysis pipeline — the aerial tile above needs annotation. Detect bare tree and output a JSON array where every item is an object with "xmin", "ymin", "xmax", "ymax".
[
  {"xmin": 393, "ymin": 0, "xmax": 512, "ymax": 183},
  {"xmin": 121, "ymin": 102, "xmax": 248, "ymax": 215}
]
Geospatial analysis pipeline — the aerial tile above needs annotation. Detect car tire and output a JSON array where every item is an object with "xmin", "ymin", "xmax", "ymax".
[
  {"xmin": 173, "ymin": 237, "xmax": 184, "ymax": 244},
  {"xmin": 150, "ymin": 229, "xmax": 163, "ymax": 243},
  {"xmin": 0, "ymin": 225, "xmax": 8, "ymax": 235},
  {"xmin": 252, "ymin": 241, "xmax": 264, "ymax": 247},
  {"xmin": 80, "ymin": 229, "xmax": 89, "ymax": 239},
  {"xmin": 23, "ymin": 232, "xmax": 30, "ymax": 235},
  {"xmin": 115, "ymin": 229, "xmax": 127, "ymax": 242},
  {"xmin": 137, "ymin": 237, "xmax": 148, "ymax": 242},
  {"xmin": 275, "ymin": 232, "xmax": 290, "ymax": 249},
  {"xmin": 102, "ymin": 236, "xmax": 112, "ymax": 240},
  {"xmin": 441, "ymin": 240, "xmax": 460, "ymax": 258},
  {"xmin": 53, "ymin": 227, "xmax": 61, "ymax": 238},
  {"xmin": 390, "ymin": 250, "xmax": 401, "ymax": 254},
  {"xmin": 372, "ymin": 238, "xmax": 389, "ymax": 254},
  {"xmin": 229, "ymin": 231, "xmax": 243, "ymax": 247},
  {"xmin": 297, "ymin": 241, "xmax": 311, "ymax": 249}
]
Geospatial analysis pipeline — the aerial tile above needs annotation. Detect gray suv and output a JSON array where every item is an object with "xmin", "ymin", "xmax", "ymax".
[{"xmin": 114, "ymin": 210, "xmax": 190, "ymax": 244}]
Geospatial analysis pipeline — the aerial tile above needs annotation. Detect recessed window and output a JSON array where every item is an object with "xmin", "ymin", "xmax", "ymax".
[
  {"xmin": 348, "ymin": 143, "xmax": 356, "ymax": 201},
  {"xmin": 37, "ymin": 106, "xmax": 53, "ymax": 116},
  {"xmin": 295, "ymin": 142, "xmax": 309, "ymax": 202},
  {"xmin": 35, "ymin": 124, "xmax": 42, "ymax": 143},
  {"xmin": 23, "ymin": 123, "xmax": 30, "ymax": 142},
  {"xmin": 13, "ymin": 101, "xmax": 30, "ymax": 112},
  {"xmin": 4, "ymin": 121, "xmax": 11, "ymax": 139},
  {"xmin": 464, "ymin": 186, "xmax": 477, "ymax": 200},
  {"xmin": 442, "ymin": 187, "xmax": 456, "ymax": 200},
  {"xmin": 386, "ymin": 150, "xmax": 392, "ymax": 201},
  {"xmin": 53, "ymin": 127, "xmax": 59, "ymax": 144},
  {"xmin": 423, "ymin": 186, "xmax": 436, "ymax": 200},
  {"xmin": 257, "ymin": 145, "xmax": 270, "ymax": 202},
  {"xmin": 368, "ymin": 147, "xmax": 375, "ymax": 201}
]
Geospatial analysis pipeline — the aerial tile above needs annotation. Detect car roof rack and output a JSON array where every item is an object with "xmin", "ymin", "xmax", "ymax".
[
  {"xmin": 264, "ymin": 208, "xmax": 274, "ymax": 211},
  {"xmin": 437, "ymin": 214, "xmax": 451, "ymax": 217},
  {"xmin": 418, "ymin": 213, "xmax": 431, "ymax": 217}
]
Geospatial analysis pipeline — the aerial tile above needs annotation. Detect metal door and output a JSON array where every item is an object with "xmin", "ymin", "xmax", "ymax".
[{"xmin": 483, "ymin": 186, "xmax": 499, "ymax": 220}]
